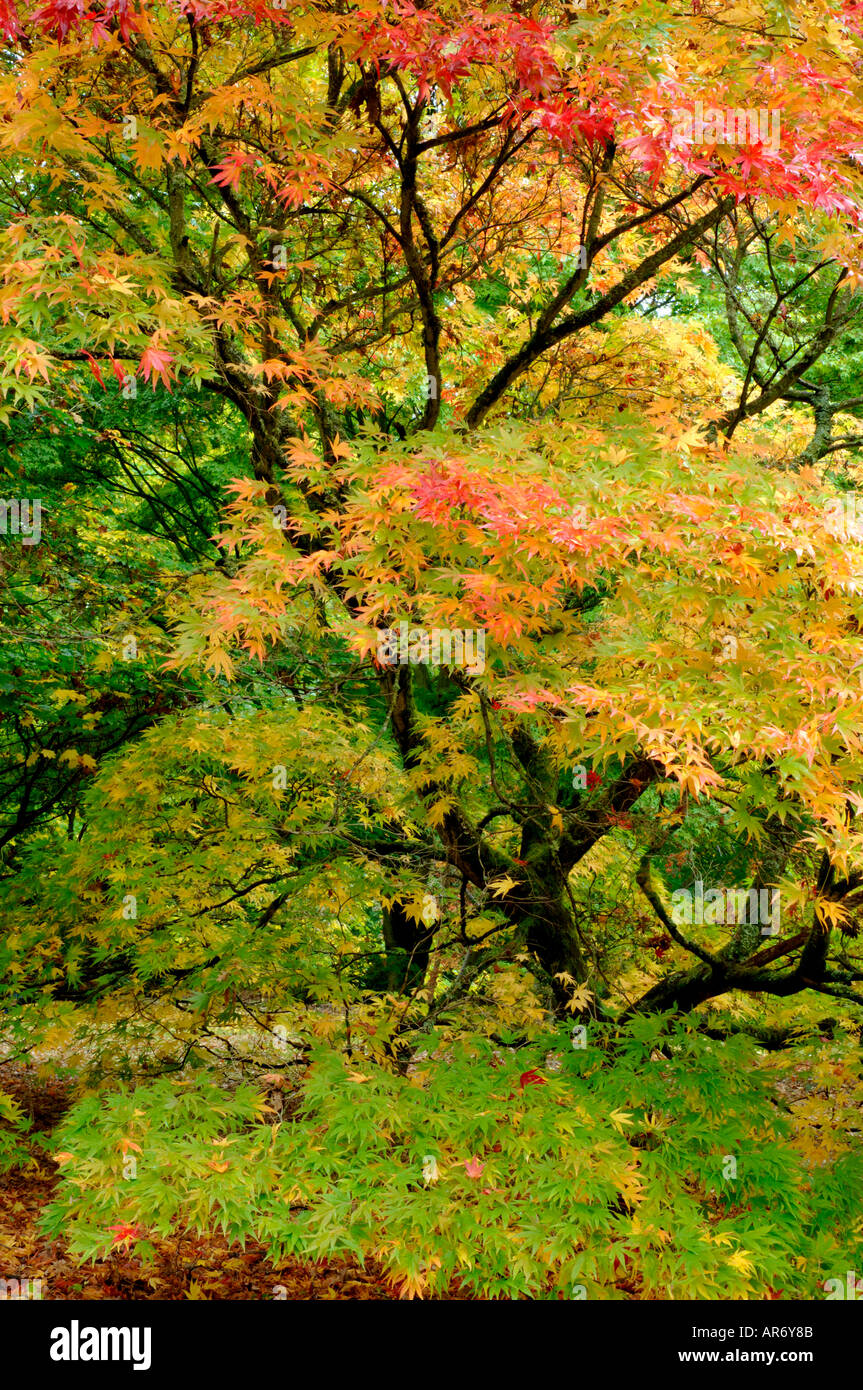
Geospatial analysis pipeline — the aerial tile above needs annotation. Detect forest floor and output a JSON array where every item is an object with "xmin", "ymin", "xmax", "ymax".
[{"xmin": 0, "ymin": 1065, "xmax": 425, "ymax": 1301}]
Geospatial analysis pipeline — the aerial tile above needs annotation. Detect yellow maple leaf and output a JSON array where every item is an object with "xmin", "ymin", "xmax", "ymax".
[
  {"xmin": 50, "ymin": 688, "xmax": 86, "ymax": 705},
  {"xmin": 567, "ymin": 983, "xmax": 595, "ymax": 1013},
  {"xmin": 488, "ymin": 875, "xmax": 520, "ymax": 898},
  {"xmin": 728, "ymin": 1249, "xmax": 755, "ymax": 1277},
  {"xmin": 609, "ymin": 1108, "xmax": 634, "ymax": 1132}
]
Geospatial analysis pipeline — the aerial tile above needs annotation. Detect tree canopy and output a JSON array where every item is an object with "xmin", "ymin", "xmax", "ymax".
[{"xmin": 2, "ymin": 0, "xmax": 863, "ymax": 1303}]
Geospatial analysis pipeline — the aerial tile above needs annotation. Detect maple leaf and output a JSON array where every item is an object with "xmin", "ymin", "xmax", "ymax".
[
  {"xmin": 609, "ymin": 1109, "xmax": 634, "ymax": 1133},
  {"xmin": 139, "ymin": 343, "xmax": 175, "ymax": 391},
  {"xmin": 82, "ymin": 350, "xmax": 105, "ymax": 390},
  {"xmin": 210, "ymin": 151, "xmax": 255, "ymax": 191},
  {"xmin": 519, "ymin": 1070, "xmax": 546, "ymax": 1089},
  {"xmin": 128, "ymin": 131, "xmax": 164, "ymax": 173},
  {"xmin": 0, "ymin": 0, "xmax": 19, "ymax": 40},
  {"xmin": 487, "ymin": 874, "xmax": 520, "ymax": 898},
  {"xmin": 728, "ymin": 1249, "xmax": 756, "ymax": 1278},
  {"xmin": 107, "ymin": 1221, "xmax": 145, "ymax": 1248},
  {"xmin": 17, "ymin": 341, "xmax": 51, "ymax": 383},
  {"xmin": 566, "ymin": 983, "xmax": 595, "ymax": 1014},
  {"xmin": 463, "ymin": 1156, "xmax": 485, "ymax": 1179}
]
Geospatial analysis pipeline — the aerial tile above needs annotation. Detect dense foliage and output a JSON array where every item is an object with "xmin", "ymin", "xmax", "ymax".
[{"xmin": 2, "ymin": 0, "xmax": 863, "ymax": 1299}]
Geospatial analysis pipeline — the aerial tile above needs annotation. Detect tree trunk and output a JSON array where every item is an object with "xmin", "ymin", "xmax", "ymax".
[{"xmin": 382, "ymin": 899, "xmax": 435, "ymax": 992}]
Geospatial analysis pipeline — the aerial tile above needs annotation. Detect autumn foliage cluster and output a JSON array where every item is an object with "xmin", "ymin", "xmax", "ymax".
[{"xmin": 1, "ymin": 0, "xmax": 863, "ymax": 1298}]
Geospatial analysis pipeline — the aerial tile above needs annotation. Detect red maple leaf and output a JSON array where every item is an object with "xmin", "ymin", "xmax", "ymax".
[
  {"xmin": 107, "ymin": 1221, "xmax": 145, "ymax": 1248},
  {"xmin": 0, "ymin": 0, "xmax": 18, "ymax": 39},
  {"xmin": 139, "ymin": 343, "xmax": 175, "ymax": 392},
  {"xmin": 210, "ymin": 151, "xmax": 255, "ymax": 191},
  {"xmin": 586, "ymin": 770, "xmax": 603, "ymax": 788},
  {"xmin": 82, "ymin": 350, "xmax": 106, "ymax": 390},
  {"xmin": 464, "ymin": 1155, "xmax": 485, "ymax": 1179},
  {"xmin": 109, "ymin": 356, "xmax": 127, "ymax": 388},
  {"xmin": 519, "ymin": 1069, "xmax": 546, "ymax": 1090},
  {"xmin": 33, "ymin": 0, "xmax": 86, "ymax": 40}
]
